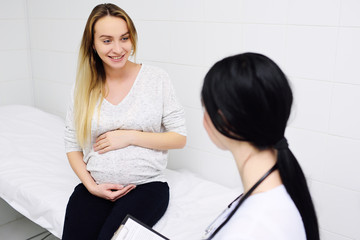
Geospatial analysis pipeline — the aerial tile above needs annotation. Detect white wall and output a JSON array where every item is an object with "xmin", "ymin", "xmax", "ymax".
[
  {"xmin": 0, "ymin": 0, "xmax": 33, "ymax": 105},
  {"xmin": 2, "ymin": 0, "xmax": 360, "ymax": 239},
  {"xmin": 26, "ymin": 0, "xmax": 93, "ymax": 117},
  {"xmin": 0, "ymin": 0, "xmax": 33, "ymax": 225}
]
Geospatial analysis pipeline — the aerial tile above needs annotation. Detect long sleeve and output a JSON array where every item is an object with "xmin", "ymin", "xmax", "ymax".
[
  {"xmin": 64, "ymin": 88, "xmax": 82, "ymax": 153},
  {"xmin": 161, "ymin": 70, "xmax": 187, "ymax": 136}
]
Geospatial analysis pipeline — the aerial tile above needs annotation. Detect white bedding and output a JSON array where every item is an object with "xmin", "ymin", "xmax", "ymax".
[{"xmin": 0, "ymin": 105, "xmax": 239, "ymax": 239}]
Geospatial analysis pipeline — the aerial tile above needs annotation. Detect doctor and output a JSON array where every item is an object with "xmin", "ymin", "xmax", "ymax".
[{"xmin": 201, "ymin": 53, "xmax": 319, "ymax": 240}]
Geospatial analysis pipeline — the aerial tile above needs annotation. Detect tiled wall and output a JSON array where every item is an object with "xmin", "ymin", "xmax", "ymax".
[
  {"xmin": 0, "ymin": 0, "xmax": 30, "ymax": 226},
  {"xmin": 0, "ymin": 0, "xmax": 33, "ymax": 105},
  {"xmin": 26, "ymin": 0, "xmax": 91, "ymax": 117},
  {"xmin": 2, "ymin": 0, "xmax": 360, "ymax": 239}
]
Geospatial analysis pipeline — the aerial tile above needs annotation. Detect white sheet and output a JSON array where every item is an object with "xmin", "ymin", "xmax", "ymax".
[{"xmin": 0, "ymin": 105, "xmax": 239, "ymax": 239}]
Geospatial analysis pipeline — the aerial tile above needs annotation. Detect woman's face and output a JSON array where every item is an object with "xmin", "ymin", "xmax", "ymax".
[
  {"xmin": 203, "ymin": 110, "xmax": 227, "ymax": 150},
  {"xmin": 93, "ymin": 16, "xmax": 132, "ymax": 70}
]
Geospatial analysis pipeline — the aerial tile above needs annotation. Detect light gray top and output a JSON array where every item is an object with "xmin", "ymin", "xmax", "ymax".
[{"xmin": 65, "ymin": 64, "xmax": 186, "ymax": 185}]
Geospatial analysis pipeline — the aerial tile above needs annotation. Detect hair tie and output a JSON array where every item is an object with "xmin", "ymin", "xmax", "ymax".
[{"xmin": 274, "ymin": 138, "xmax": 288, "ymax": 150}]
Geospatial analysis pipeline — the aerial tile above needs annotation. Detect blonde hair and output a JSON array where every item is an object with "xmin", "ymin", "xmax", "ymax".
[{"xmin": 74, "ymin": 3, "xmax": 137, "ymax": 148}]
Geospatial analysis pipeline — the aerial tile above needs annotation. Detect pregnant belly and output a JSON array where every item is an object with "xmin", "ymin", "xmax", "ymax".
[{"xmin": 86, "ymin": 147, "xmax": 165, "ymax": 185}]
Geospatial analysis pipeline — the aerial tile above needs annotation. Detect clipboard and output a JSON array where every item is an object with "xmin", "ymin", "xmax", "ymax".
[{"xmin": 111, "ymin": 214, "xmax": 169, "ymax": 240}]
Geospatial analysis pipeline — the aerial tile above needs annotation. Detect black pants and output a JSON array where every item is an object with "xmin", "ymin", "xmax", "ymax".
[{"xmin": 62, "ymin": 181, "xmax": 169, "ymax": 240}]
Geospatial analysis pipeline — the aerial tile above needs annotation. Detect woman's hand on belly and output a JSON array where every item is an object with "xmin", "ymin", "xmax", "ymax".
[
  {"xmin": 93, "ymin": 130, "xmax": 136, "ymax": 154},
  {"xmin": 89, "ymin": 183, "xmax": 136, "ymax": 202}
]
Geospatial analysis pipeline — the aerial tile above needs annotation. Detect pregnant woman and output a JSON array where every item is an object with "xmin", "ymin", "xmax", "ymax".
[{"xmin": 62, "ymin": 3, "xmax": 186, "ymax": 240}]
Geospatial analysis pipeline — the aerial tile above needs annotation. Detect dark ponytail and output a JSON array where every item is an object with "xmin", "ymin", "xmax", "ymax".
[
  {"xmin": 277, "ymin": 148, "xmax": 319, "ymax": 240},
  {"xmin": 201, "ymin": 52, "xmax": 319, "ymax": 239},
  {"xmin": 275, "ymin": 136, "xmax": 319, "ymax": 240}
]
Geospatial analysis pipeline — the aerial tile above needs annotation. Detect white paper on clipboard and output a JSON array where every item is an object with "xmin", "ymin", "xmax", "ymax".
[{"xmin": 111, "ymin": 215, "xmax": 169, "ymax": 240}]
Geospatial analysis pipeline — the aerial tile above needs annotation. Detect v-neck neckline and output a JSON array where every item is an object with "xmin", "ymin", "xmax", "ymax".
[{"xmin": 104, "ymin": 64, "xmax": 143, "ymax": 107}]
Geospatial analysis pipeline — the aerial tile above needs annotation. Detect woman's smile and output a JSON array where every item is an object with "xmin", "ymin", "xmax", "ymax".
[{"xmin": 109, "ymin": 54, "xmax": 125, "ymax": 62}]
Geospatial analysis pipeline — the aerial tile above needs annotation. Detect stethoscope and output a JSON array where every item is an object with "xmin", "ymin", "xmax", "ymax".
[{"xmin": 202, "ymin": 163, "xmax": 278, "ymax": 240}]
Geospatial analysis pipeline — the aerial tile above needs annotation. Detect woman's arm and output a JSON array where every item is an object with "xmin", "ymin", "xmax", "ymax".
[
  {"xmin": 93, "ymin": 130, "xmax": 186, "ymax": 154},
  {"xmin": 67, "ymin": 151, "xmax": 136, "ymax": 201},
  {"xmin": 67, "ymin": 151, "xmax": 96, "ymax": 190},
  {"xmin": 130, "ymin": 131, "xmax": 186, "ymax": 149}
]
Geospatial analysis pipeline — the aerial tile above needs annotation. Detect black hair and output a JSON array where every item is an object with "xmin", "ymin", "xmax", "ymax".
[{"xmin": 201, "ymin": 52, "xmax": 319, "ymax": 240}]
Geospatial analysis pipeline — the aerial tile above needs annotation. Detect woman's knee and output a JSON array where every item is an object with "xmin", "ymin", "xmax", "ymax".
[{"xmin": 124, "ymin": 182, "xmax": 170, "ymax": 226}]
